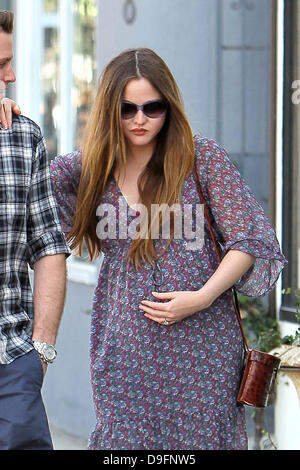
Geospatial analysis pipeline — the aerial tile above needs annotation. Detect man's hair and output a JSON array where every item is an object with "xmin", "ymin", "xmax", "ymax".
[{"xmin": 0, "ymin": 11, "xmax": 14, "ymax": 34}]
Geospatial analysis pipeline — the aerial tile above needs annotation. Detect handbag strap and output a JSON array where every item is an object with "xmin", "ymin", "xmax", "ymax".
[{"xmin": 192, "ymin": 167, "xmax": 249, "ymax": 353}]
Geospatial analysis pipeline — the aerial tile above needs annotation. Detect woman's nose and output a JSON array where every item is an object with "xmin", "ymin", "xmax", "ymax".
[{"xmin": 134, "ymin": 109, "xmax": 147, "ymax": 124}]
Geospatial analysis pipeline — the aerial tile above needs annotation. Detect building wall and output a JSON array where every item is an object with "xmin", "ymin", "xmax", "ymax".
[
  {"xmin": 217, "ymin": 0, "xmax": 272, "ymax": 214},
  {"xmin": 97, "ymin": 0, "xmax": 219, "ymax": 139}
]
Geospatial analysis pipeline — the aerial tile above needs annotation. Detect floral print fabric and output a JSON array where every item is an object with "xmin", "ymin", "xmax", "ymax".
[{"xmin": 50, "ymin": 136, "xmax": 287, "ymax": 450}]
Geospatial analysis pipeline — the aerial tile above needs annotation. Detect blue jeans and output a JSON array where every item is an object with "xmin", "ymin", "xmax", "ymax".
[{"xmin": 0, "ymin": 349, "xmax": 53, "ymax": 450}]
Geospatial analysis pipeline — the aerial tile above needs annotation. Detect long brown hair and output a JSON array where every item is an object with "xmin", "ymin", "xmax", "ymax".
[{"xmin": 69, "ymin": 48, "xmax": 195, "ymax": 268}]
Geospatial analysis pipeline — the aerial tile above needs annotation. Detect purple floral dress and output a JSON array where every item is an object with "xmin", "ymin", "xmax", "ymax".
[{"xmin": 50, "ymin": 136, "xmax": 287, "ymax": 450}]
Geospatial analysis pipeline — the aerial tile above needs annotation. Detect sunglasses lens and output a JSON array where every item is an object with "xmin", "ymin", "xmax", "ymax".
[
  {"xmin": 144, "ymin": 101, "xmax": 167, "ymax": 118},
  {"xmin": 121, "ymin": 100, "xmax": 168, "ymax": 119},
  {"xmin": 121, "ymin": 102, "xmax": 137, "ymax": 119}
]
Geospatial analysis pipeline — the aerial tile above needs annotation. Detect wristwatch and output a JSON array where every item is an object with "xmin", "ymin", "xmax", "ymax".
[{"xmin": 33, "ymin": 341, "xmax": 57, "ymax": 364}]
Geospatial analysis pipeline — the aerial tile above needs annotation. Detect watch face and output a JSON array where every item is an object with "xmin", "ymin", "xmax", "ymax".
[{"xmin": 44, "ymin": 344, "xmax": 57, "ymax": 361}]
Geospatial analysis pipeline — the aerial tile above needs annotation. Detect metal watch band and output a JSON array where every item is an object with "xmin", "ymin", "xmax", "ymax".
[{"xmin": 33, "ymin": 341, "xmax": 57, "ymax": 364}]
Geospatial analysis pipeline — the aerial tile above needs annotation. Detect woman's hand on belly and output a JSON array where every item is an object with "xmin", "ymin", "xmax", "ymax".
[{"xmin": 139, "ymin": 289, "xmax": 212, "ymax": 326}]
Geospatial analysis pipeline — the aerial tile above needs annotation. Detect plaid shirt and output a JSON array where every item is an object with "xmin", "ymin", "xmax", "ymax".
[{"xmin": 0, "ymin": 115, "xmax": 71, "ymax": 364}]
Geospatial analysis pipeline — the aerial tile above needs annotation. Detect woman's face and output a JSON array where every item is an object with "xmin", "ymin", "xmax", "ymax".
[{"xmin": 121, "ymin": 77, "xmax": 167, "ymax": 154}]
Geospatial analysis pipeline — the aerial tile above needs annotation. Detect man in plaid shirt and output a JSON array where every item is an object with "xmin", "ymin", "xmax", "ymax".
[{"xmin": 0, "ymin": 11, "xmax": 71, "ymax": 450}]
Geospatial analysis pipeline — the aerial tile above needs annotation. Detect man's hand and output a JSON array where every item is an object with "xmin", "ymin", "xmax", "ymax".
[{"xmin": 41, "ymin": 361, "xmax": 48, "ymax": 377}]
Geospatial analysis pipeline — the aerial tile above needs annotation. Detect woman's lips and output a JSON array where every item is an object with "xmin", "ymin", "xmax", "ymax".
[{"xmin": 131, "ymin": 129, "xmax": 147, "ymax": 136}]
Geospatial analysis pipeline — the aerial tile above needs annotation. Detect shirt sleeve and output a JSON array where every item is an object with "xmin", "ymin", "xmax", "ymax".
[
  {"xmin": 194, "ymin": 135, "xmax": 288, "ymax": 297},
  {"xmin": 26, "ymin": 136, "xmax": 71, "ymax": 268},
  {"xmin": 49, "ymin": 150, "xmax": 82, "ymax": 236}
]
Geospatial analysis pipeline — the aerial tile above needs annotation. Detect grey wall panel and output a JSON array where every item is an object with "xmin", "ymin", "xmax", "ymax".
[
  {"xmin": 218, "ymin": 0, "xmax": 271, "ymax": 214},
  {"xmin": 244, "ymin": 50, "xmax": 270, "ymax": 156},
  {"xmin": 221, "ymin": 0, "xmax": 243, "ymax": 46},
  {"xmin": 220, "ymin": 50, "xmax": 243, "ymax": 156},
  {"xmin": 244, "ymin": 0, "xmax": 271, "ymax": 47},
  {"xmin": 244, "ymin": 154, "xmax": 269, "ymax": 211}
]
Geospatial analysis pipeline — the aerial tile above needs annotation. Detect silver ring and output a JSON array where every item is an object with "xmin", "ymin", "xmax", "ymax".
[{"xmin": 163, "ymin": 318, "xmax": 170, "ymax": 326}]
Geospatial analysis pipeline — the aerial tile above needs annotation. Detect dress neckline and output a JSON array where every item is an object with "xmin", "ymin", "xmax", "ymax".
[{"xmin": 112, "ymin": 176, "xmax": 141, "ymax": 212}]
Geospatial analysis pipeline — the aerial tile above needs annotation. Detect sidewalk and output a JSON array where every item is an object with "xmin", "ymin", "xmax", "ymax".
[{"xmin": 50, "ymin": 423, "xmax": 88, "ymax": 450}]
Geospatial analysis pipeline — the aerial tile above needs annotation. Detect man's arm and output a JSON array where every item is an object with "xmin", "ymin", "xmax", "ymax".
[
  {"xmin": 32, "ymin": 253, "xmax": 67, "ymax": 345},
  {"xmin": 26, "ymin": 126, "xmax": 71, "ymax": 371}
]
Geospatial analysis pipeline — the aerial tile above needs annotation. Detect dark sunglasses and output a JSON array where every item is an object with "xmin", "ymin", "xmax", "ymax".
[{"xmin": 121, "ymin": 99, "xmax": 168, "ymax": 120}]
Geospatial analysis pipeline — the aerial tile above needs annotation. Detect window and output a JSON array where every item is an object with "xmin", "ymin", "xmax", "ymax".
[
  {"xmin": 39, "ymin": 0, "xmax": 97, "ymax": 159},
  {"xmin": 15, "ymin": 0, "xmax": 97, "ymax": 158},
  {"xmin": 44, "ymin": 0, "xmax": 58, "ymax": 12},
  {"xmin": 281, "ymin": 0, "xmax": 300, "ymax": 321},
  {"xmin": 41, "ymin": 2, "xmax": 59, "ymax": 158},
  {"xmin": 15, "ymin": 0, "xmax": 99, "ymax": 284},
  {"xmin": 73, "ymin": 1, "xmax": 98, "ymax": 151},
  {"xmin": 1, "ymin": 0, "xmax": 11, "ymax": 14}
]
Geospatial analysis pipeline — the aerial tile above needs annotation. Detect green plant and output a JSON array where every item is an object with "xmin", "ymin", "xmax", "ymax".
[{"xmin": 238, "ymin": 295, "xmax": 281, "ymax": 352}]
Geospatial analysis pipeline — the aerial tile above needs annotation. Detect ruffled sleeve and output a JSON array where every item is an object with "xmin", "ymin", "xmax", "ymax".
[
  {"xmin": 194, "ymin": 135, "xmax": 287, "ymax": 297},
  {"xmin": 49, "ymin": 150, "xmax": 82, "ymax": 236}
]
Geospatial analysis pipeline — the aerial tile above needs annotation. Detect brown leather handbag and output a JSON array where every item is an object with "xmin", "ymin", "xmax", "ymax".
[{"xmin": 193, "ymin": 167, "xmax": 281, "ymax": 407}]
